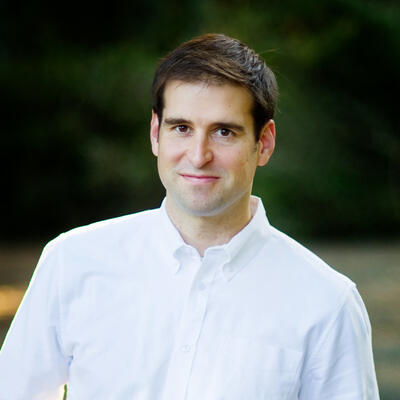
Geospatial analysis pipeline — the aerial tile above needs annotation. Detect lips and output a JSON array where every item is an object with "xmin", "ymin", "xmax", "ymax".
[{"xmin": 179, "ymin": 173, "xmax": 220, "ymax": 183}]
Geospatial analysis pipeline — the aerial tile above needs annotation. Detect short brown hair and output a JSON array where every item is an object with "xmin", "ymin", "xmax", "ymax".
[{"xmin": 152, "ymin": 33, "xmax": 278, "ymax": 140}]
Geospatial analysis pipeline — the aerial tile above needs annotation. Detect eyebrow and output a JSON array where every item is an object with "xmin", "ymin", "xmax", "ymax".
[
  {"xmin": 163, "ymin": 118, "xmax": 190, "ymax": 126},
  {"xmin": 163, "ymin": 118, "xmax": 245, "ymax": 132}
]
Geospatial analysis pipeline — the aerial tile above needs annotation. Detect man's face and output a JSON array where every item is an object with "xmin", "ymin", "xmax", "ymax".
[{"xmin": 150, "ymin": 80, "xmax": 275, "ymax": 220}]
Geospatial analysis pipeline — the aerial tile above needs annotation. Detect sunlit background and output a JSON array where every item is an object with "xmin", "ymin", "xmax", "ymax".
[{"xmin": 1, "ymin": 0, "xmax": 399, "ymax": 397}]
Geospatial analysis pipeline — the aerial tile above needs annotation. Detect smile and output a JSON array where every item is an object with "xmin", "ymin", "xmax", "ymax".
[{"xmin": 179, "ymin": 174, "xmax": 220, "ymax": 183}]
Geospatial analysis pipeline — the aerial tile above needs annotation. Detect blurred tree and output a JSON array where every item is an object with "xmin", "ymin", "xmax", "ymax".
[{"xmin": 1, "ymin": 0, "xmax": 399, "ymax": 240}]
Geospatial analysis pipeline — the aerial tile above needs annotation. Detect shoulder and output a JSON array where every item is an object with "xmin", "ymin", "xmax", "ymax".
[
  {"xmin": 52, "ymin": 207, "xmax": 160, "ymax": 247},
  {"xmin": 64, "ymin": 207, "xmax": 159, "ymax": 238},
  {"xmin": 254, "ymin": 226, "xmax": 374, "ymax": 356},
  {"xmin": 260, "ymin": 225, "xmax": 356, "ymax": 319},
  {"xmin": 268, "ymin": 226, "xmax": 353, "ymax": 287},
  {"xmin": 39, "ymin": 207, "xmax": 162, "ymax": 268}
]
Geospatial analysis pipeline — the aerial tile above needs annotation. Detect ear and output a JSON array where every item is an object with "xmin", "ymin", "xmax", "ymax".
[
  {"xmin": 257, "ymin": 119, "xmax": 276, "ymax": 167},
  {"xmin": 150, "ymin": 110, "xmax": 160, "ymax": 157}
]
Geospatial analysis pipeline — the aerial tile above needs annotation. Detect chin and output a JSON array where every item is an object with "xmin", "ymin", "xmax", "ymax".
[{"xmin": 178, "ymin": 198, "xmax": 231, "ymax": 218}]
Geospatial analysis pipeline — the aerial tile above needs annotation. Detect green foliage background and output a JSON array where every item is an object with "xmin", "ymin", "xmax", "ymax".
[{"xmin": 1, "ymin": 0, "xmax": 399, "ymax": 240}]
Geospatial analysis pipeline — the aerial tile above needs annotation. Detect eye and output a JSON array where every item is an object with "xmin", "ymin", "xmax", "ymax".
[
  {"xmin": 174, "ymin": 125, "xmax": 190, "ymax": 134},
  {"xmin": 215, "ymin": 128, "xmax": 233, "ymax": 137}
]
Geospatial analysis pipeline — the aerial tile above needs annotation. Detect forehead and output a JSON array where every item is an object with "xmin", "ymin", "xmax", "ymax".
[{"xmin": 162, "ymin": 80, "xmax": 254, "ymax": 125}]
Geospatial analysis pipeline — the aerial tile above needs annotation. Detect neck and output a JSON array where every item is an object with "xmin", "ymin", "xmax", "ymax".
[{"xmin": 166, "ymin": 196, "xmax": 257, "ymax": 256}]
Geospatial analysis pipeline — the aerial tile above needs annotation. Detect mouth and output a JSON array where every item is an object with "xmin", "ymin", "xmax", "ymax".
[{"xmin": 179, "ymin": 173, "xmax": 220, "ymax": 183}]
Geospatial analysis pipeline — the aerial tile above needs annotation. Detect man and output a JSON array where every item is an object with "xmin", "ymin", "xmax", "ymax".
[{"xmin": 0, "ymin": 34, "xmax": 379, "ymax": 399}]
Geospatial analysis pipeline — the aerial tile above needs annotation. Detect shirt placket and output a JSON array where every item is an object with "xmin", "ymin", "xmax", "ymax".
[{"xmin": 161, "ymin": 254, "xmax": 219, "ymax": 400}]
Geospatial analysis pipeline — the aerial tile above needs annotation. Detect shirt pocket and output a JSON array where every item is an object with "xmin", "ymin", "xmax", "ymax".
[{"xmin": 217, "ymin": 336, "xmax": 302, "ymax": 400}]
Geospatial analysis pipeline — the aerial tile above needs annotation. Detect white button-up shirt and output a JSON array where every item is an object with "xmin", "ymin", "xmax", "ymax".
[{"xmin": 0, "ymin": 197, "xmax": 380, "ymax": 399}]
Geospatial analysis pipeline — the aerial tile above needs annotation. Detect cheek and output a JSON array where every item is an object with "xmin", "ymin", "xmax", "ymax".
[
  {"xmin": 220, "ymin": 148, "xmax": 256, "ymax": 171},
  {"xmin": 157, "ymin": 142, "xmax": 182, "ymax": 165}
]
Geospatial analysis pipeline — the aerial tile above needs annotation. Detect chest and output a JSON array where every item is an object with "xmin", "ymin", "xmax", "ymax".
[{"xmin": 62, "ymin": 259, "xmax": 305, "ymax": 399}]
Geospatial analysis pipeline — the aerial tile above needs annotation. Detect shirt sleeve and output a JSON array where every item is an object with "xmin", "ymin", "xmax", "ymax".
[
  {"xmin": 0, "ymin": 239, "xmax": 70, "ymax": 399},
  {"xmin": 299, "ymin": 285, "xmax": 380, "ymax": 399}
]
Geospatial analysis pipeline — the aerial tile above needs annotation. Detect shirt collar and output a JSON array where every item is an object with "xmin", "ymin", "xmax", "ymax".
[
  {"xmin": 157, "ymin": 196, "xmax": 271, "ymax": 278},
  {"xmin": 210, "ymin": 196, "xmax": 271, "ymax": 281}
]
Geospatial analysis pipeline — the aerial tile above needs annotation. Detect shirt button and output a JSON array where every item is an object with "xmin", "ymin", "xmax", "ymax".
[{"xmin": 181, "ymin": 345, "xmax": 191, "ymax": 353}]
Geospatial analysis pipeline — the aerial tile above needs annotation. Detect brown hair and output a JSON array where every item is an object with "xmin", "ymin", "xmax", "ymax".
[{"xmin": 152, "ymin": 33, "xmax": 278, "ymax": 140}]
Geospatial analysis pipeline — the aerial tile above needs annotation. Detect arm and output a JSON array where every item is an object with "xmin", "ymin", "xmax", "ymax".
[
  {"xmin": 0, "ymin": 240, "xmax": 70, "ymax": 399},
  {"xmin": 299, "ymin": 285, "xmax": 380, "ymax": 399}
]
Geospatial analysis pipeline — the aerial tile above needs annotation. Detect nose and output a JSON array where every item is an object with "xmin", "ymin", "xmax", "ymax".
[{"xmin": 187, "ymin": 134, "xmax": 213, "ymax": 168}]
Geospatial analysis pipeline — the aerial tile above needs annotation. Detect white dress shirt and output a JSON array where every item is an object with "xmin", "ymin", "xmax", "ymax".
[{"xmin": 0, "ymin": 197, "xmax": 379, "ymax": 399}]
